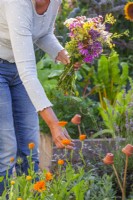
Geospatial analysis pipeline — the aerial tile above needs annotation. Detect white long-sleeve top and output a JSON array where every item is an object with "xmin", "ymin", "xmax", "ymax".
[{"xmin": 0, "ymin": 0, "xmax": 64, "ymax": 111}]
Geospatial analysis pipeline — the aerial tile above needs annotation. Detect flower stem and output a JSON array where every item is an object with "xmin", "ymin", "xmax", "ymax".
[
  {"xmin": 112, "ymin": 164, "xmax": 123, "ymax": 194},
  {"xmin": 122, "ymin": 155, "xmax": 128, "ymax": 200},
  {"xmin": 78, "ymin": 125, "xmax": 82, "ymax": 135}
]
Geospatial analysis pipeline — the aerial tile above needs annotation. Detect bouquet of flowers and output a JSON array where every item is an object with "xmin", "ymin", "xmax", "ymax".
[{"xmin": 58, "ymin": 14, "xmax": 128, "ymax": 94}]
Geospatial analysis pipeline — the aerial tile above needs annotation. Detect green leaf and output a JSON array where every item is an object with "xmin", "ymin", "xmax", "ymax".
[
  {"xmin": 0, "ymin": 176, "xmax": 4, "ymax": 182},
  {"xmin": 48, "ymin": 70, "xmax": 64, "ymax": 78}
]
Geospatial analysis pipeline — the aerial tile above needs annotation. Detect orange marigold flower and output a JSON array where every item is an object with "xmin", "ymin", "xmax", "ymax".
[
  {"xmin": 26, "ymin": 176, "xmax": 32, "ymax": 181},
  {"xmin": 58, "ymin": 159, "xmax": 64, "ymax": 165},
  {"xmin": 124, "ymin": 2, "xmax": 133, "ymax": 22},
  {"xmin": 71, "ymin": 114, "xmax": 81, "ymax": 125},
  {"xmin": 103, "ymin": 153, "xmax": 114, "ymax": 165},
  {"xmin": 10, "ymin": 157, "xmax": 15, "ymax": 163},
  {"xmin": 33, "ymin": 180, "xmax": 46, "ymax": 192},
  {"xmin": 79, "ymin": 134, "xmax": 87, "ymax": 141},
  {"xmin": 17, "ymin": 198, "xmax": 23, "ymax": 200},
  {"xmin": 62, "ymin": 139, "xmax": 71, "ymax": 146},
  {"xmin": 28, "ymin": 142, "xmax": 35, "ymax": 150},
  {"xmin": 11, "ymin": 181, "xmax": 15, "ymax": 185},
  {"xmin": 122, "ymin": 144, "xmax": 133, "ymax": 156},
  {"xmin": 58, "ymin": 121, "xmax": 68, "ymax": 127},
  {"xmin": 45, "ymin": 172, "xmax": 53, "ymax": 181}
]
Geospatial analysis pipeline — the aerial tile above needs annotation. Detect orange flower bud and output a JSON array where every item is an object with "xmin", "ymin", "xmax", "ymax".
[
  {"xmin": 45, "ymin": 172, "xmax": 53, "ymax": 181},
  {"xmin": 79, "ymin": 134, "xmax": 86, "ymax": 141},
  {"xmin": 58, "ymin": 159, "xmax": 64, "ymax": 165},
  {"xmin": 122, "ymin": 144, "xmax": 133, "ymax": 156},
  {"xmin": 28, "ymin": 143, "xmax": 35, "ymax": 150},
  {"xmin": 71, "ymin": 114, "xmax": 81, "ymax": 125},
  {"xmin": 62, "ymin": 139, "xmax": 71, "ymax": 146},
  {"xmin": 58, "ymin": 121, "xmax": 68, "ymax": 127},
  {"xmin": 103, "ymin": 153, "xmax": 114, "ymax": 165},
  {"xmin": 10, "ymin": 157, "xmax": 15, "ymax": 163}
]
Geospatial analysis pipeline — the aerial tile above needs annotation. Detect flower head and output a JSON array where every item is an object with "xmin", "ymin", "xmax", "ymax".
[
  {"xmin": 28, "ymin": 143, "xmax": 35, "ymax": 150},
  {"xmin": 33, "ymin": 181, "xmax": 46, "ymax": 192},
  {"xmin": 45, "ymin": 172, "xmax": 53, "ymax": 181},
  {"xmin": 26, "ymin": 176, "xmax": 32, "ymax": 181},
  {"xmin": 62, "ymin": 139, "xmax": 71, "ymax": 146},
  {"xmin": 79, "ymin": 134, "xmax": 87, "ymax": 141},
  {"xmin": 124, "ymin": 2, "xmax": 133, "ymax": 22},
  {"xmin": 58, "ymin": 159, "xmax": 65, "ymax": 165},
  {"xmin": 17, "ymin": 198, "xmax": 23, "ymax": 200},
  {"xmin": 58, "ymin": 121, "xmax": 68, "ymax": 127},
  {"xmin": 103, "ymin": 153, "xmax": 114, "ymax": 165},
  {"xmin": 71, "ymin": 114, "xmax": 81, "ymax": 125},
  {"xmin": 11, "ymin": 181, "xmax": 15, "ymax": 185},
  {"xmin": 10, "ymin": 157, "xmax": 15, "ymax": 163},
  {"xmin": 122, "ymin": 144, "xmax": 133, "ymax": 156}
]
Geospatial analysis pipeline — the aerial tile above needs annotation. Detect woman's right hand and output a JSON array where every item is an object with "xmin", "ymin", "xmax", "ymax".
[
  {"xmin": 49, "ymin": 124, "xmax": 74, "ymax": 149},
  {"xmin": 39, "ymin": 107, "xmax": 74, "ymax": 149}
]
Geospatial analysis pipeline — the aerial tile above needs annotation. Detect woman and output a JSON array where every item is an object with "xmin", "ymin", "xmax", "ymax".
[{"xmin": 0, "ymin": 0, "xmax": 74, "ymax": 195}]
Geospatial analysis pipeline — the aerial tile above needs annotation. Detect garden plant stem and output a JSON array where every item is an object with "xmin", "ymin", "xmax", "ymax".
[
  {"xmin": 122, "ymin": 155, "xmax": 128, "ymax": 200},
  {"xmin": 112, "ymin": 164, "xmax": 124, "ymax": 197},
  {"xmin": 78, "ymin": 125, "xmax": 82, "ymax": 135}
]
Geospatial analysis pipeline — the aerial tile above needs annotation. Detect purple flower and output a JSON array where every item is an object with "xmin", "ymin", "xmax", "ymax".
[
  {"xmin": 89, "ymin": 29, "xmax": 100, "ymax": 40},
  {"xmin": 83, "ymin": 55, "xmax": 93, "ymax": 63}
]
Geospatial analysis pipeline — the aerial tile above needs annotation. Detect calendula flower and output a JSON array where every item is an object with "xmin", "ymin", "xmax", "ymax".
[
  {"xmin": 122, "ymin": 144, "xmax": 133, "ymax": 156},
  {"xmin": 58, "ymin": 121, "xmax": 68, "ymax": 127},
  {"xmin": 62, "ymin": 139, "xmax": 71, "ymax": 146},
  {"xmin": 124, "ymin": 2, "xmax": 133, "ymax": 22},
  {"xmin": 45, "ymin": 172, "xmax": 53, "ymax": 181},
  {"xmin": 17, "ymin": 198, "xmax": 23, "ymax": 200},
  {"xmin": 26, "ymin": 176, "xmax": 32, "ymax": 181},
  {"xmin": 58, "ymin": 159, "xmax": 65, "ymax": 165},
  {"xmin": 79, "ymin": 134, "xmax": 87, "ymax": 141},
  {"xmin": 33, "ymin": 181, "xmax": 46, "ymax": 192},
  {"xmin": 10, "ymin": 157, "xmax": 15, "ymax": 163},
  {"xmin": 11, "ymin": 181, "xmax": 15, "ymax": 185},
  {"xmin": 103, "ymin": 153, "xmax": 114, "ymax": 165},
  {"xmin": 28, "ymin": 142, "xmax": 35, "ymax": 150},
  {"xmin": 71, "ymin": 114, "xmax": 81, "ymax": 125}
]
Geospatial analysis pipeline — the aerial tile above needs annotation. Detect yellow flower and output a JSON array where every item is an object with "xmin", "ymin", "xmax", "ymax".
[
  {"xmin": 58, "ymin": 159, "xmax": 65, "ymax": 165},
  {"xmin": 28, "ymin": 142, "xmax": 35, "ymax": 150},
  {"xmin": 83, "ymin": 21, "xmax": 94, "ymax": 30},
  {"xmin": 45, "ymin": 172, "xmax": 53, "ymax": 181},
  {"xmin": 124, "ymin": 2, "xmax": 133, "ymax": 22},
  {"xmin": 11, "ymin": 181, "xmax": 15, "ymax": 185},
  {"xmin": 17, "ymin": 198, "xmax": 23, "ymax": 200},
  {"xmin": 26, "ymin": 176, "xmax": 32, "ymax": 181}
]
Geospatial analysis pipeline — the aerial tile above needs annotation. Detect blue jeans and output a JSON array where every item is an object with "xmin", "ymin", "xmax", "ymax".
[{"xmin": 0, "ymin": 60, "xmax": 39, "ymax": 195}]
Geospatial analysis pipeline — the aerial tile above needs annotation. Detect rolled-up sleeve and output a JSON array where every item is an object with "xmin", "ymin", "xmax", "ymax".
[{"xmin": 4, "ymin": 0, "xmax": 52, "ymax": 112}]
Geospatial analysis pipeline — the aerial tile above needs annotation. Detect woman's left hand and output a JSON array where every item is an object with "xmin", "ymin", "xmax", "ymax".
[{"xmin": 56, "ymin": 49, "xmax": 70, "ymax": 65}]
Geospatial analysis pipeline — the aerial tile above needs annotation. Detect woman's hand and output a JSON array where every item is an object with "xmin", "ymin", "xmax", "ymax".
[
  {"xmin": 39, "ymin": 107, "xmax": 74, "ymax": 149},
  {"xmin": 50, "ymin": 125, "xmax": 74, "ymax": 149},
  {"xmin": 56, "ymin": 49, "xmax": 70, "ymax": 65}
]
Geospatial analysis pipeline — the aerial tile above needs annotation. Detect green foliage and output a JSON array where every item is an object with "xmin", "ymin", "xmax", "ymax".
[
  {"xmin": 91, "ymin": 51, "xmax": 129, "ymax": 107},
  {"xmin": 99, "ymin": 78, "xmax": 133, "ymax": 138},
  {"xmin": 39, "ymin": 90, "xmax": 99, "ymax": 138},
  {"xmin": 85, "ymin": 174, "xmax": 116, "ymax": 200}
]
